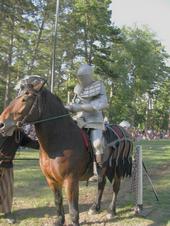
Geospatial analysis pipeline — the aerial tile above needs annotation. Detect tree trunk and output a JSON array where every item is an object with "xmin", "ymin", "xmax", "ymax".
[
  {"xmin": 4, "ymin": 17, "xmax": 14, "ymax": 108},
  {"xmin": 28, "ymin": 14, "xmax": 46, "ymax": 74}
]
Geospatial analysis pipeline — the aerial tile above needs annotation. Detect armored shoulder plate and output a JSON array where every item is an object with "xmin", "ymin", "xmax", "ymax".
[
  {"xmin": 74, "ymin": 84, "xmax": 83, "ymax": 95},
  {"xmin": 80, "ymin": 80, "xmax": 103, "ymax": 98}
]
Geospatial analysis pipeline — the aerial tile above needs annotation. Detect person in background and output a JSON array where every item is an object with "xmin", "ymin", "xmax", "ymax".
[
  {"xmin": 0, "ymin": 129, "xmax": 39, "ymax": 224},
  {"xmin": 65, "ymin": 64, "xmax": 108, "ymax": 181},
  {"xmin": 119, "ymin": 120, "xmax": 135, "ymax": 140}
]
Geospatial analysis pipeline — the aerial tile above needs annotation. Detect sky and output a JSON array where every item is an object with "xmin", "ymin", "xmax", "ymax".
[{"xmin": 110, "ymin": 0, "xmax": 170, "ymax": 64}]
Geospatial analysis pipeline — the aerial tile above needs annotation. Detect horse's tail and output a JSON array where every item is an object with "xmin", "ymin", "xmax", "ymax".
[{"xmin": 104, "ymin": 124, "xmax": 133, "ymax": 183}]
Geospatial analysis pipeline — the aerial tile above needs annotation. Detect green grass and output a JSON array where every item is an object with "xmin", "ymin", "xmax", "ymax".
[
  {"xmin": 0, "ymin": 140, "xmax": 170, "ymax": 226},
  {"xmin": 134, "ymin": 140, "xmax": 170, "ymax": 226}
]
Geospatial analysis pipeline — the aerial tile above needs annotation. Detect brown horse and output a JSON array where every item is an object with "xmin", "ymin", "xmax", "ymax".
[{"xmin": 0, "ymin": 78, "xmax": 133, "ymax": 226}]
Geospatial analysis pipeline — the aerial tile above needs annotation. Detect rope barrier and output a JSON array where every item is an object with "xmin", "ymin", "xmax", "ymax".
[
  {"xmin": 0, "ymin": 158, "xmax": 39, "ymax": 161},
  {"xmin": 15, "ymin": 158, "xmax": 39, "ymax": 160}
]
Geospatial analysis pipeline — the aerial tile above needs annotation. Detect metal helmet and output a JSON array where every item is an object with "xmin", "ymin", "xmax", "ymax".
[
  {"xmin": 76, "ymin": 64, "xmax": 93, "ymax": 87},
  {"xmin": 15, "ymin": 75, "xmax": 46, "ymax": 95}
]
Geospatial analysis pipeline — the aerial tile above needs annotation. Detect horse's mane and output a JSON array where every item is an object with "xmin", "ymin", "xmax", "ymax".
[
  {"xmin": 35, "ymin": 87, "xmax": 80, "ymax": 156},
  {"xmin": 40, "ymin": 88, "xmax": 68, "ymax": 117}
]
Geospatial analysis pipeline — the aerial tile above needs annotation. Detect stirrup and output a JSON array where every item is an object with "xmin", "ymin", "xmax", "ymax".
[{"xmin": 89, "ymin": 174, "xmax": 98, "ymax": 182}]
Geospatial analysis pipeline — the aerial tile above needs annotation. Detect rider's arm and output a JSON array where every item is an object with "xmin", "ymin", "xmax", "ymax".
[{"xmin": 66, "ymin": 83, "xmax": 108, "ymax": 113}]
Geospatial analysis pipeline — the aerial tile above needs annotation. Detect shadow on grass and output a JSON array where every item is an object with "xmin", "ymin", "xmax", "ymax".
[
  {"xmin": 13, "ymin": 206, "xmax": 57, "ymax": 220},
  {"xmin": 12, "ymin": 197, "xmax": 170, "ymax": 226},
  {"xmin": 12, "ymin": 203, "xmax": 92, "ymax": 223},
  {"xmin": 13, "ymin": 204, "xmax": 135, "ymax": 225}
]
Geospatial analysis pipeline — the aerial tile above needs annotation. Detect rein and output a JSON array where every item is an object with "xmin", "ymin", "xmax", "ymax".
[{"xmin": 29, "ymin": 113, "xmax": 70, "ymax": 125}]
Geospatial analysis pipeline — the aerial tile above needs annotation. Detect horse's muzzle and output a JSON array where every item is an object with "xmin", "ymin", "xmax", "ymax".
[{"xmin": 0, "ymin": 119, "xmax": 17, "ymax": 136}]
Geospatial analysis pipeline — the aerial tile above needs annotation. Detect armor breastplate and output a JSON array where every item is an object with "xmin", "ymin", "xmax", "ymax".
[
  {"xmin": 79, "ymin": 81, "xmax": 102, "ymax": 98},
  {"xmin": 73, "ymin": 80, "xmax": 108, "ymax": 130}
]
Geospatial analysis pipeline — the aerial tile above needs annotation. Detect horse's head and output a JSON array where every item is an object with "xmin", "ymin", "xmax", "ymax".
[{"xmin": 0, "ymin": 76, "xmax": 46, "ymax": 136}]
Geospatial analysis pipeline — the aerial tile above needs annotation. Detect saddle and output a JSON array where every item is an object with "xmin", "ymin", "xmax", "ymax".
[
  {"xmin": 80, "ymin": 124, "xmax": 132, "ymax": 152},
  {"xmin": 79, "ymin": 124, "xmax": 133, "ymax": 182},
  {"xmin": 104, "ymin": 124, "xmax": 132, "ymax": 148},
  {"xmin": 104, "ymin": 124, "xmax": 133, "ymax": 181}
]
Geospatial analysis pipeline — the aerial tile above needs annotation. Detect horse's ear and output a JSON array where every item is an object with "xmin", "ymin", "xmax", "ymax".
[{"xmin": 33, "ymin": 79, "xmax": 47, "ymax": 92}]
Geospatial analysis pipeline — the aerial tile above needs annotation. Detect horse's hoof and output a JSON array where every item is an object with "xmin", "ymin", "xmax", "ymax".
[
  {"xmin": 106, "ymin": 212, "xmax": 117, "ymax": 220},
  {"xmin": 88, "ymin": 203, "xmax": 100, "ymax": 215},
  {"xmin": 88, "ymin": 208, "xmax": 97, "ymax": 215},
  {"xmin": 52, "ymin": 224, "xmax": 63, "ymax": 226},
  {"xmin": 53, "ymin": 221, "xmax": 64, "ymax": 226},
  {"xmin": 53, "ymin": 224, "xmax": 61, "ymax": 226},
  {"xmin": 106, "ymin": 213, "xmax": 113, "ymax": 219},
  {"xmin": 66, "ymin": 224, "xmax": 79, "ymax": 226}
]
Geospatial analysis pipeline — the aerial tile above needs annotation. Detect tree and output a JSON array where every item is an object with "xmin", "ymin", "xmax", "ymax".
[
  {"xmin": 104, "ymin": 26, "xmax": 170, "ymax": 128},
  {"xmin": 0, "ymin": 1, "xmax": 170, "ymax": 131},
  {"xmin": 0, "ymin": 0, "xmax": 40, "ymax": 107}
]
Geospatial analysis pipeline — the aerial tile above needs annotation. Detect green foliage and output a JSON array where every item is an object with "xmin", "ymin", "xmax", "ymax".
[
  {"xmin": 0, "ymin": 1, "xmax": 170, "ymax": 130},
  {"xmin": 103, "ymin": 26, "xmax": 170, "ymax": 128}
]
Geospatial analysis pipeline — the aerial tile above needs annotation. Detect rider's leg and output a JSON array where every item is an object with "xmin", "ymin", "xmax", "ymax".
[
  {"xmin": 89, "ymin": 129, "xmax": 104, "ymax": 181},
  {"xmin": 89, "ymin": 161, "xmax": 98, "ymax": 182},
  {"xmin": 91, "ymin": 129, "xmax": 104, "ymax": 167}
]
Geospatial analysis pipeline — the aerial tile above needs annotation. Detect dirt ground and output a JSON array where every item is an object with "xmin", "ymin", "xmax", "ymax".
[{"xmin": 40, "ymin": 178, "xmax": 141, "ymax": 226}]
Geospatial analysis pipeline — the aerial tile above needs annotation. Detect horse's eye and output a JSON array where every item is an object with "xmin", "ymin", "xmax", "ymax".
[
  {"xmin": 25, "ymin": 91, "xmax": 29, "ymax": 95},
  {"xmin": 22, "ymin": 95, "xmax": 29, "ymax": 102},
  {"xmin": 22, "ymin": 98, "xmax": 26, "ymax": 102}
]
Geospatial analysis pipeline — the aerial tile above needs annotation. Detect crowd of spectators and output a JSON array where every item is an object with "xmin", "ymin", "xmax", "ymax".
[
  {"xmin": 23, "ymin": 121, "xmax": 170, "ymax": 142},
  {"xmin": 119, "ymin": 120, "xmax": 170, "ymax": 141},
  {"xmin": 131, "ymin": 129, "xmax": 170, "ymax": 141}
]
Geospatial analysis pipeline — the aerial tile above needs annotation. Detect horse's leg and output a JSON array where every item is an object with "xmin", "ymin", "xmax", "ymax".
[
  {"xmin": 46, "ymin": 177, "xmax": 65, "ymax": 226},
  {"xmin": 54, "ymin": 186, "xmax": 65, "ymax": 225},
  {"xmin": 106, "ymin": 175, "xmax": 121, "ymax": 219},
  {"xmin": 64, "ymin": 177, "xmax": 79, "ymax": 226},
  {"xmin": 88, "ymin": 167, "xmax": 107, "ymax": 215}
]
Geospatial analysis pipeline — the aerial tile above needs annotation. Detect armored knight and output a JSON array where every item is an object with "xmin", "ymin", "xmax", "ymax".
[{"xmin": 65, "ymin": 64, "xmax": 108, "ymax": 170}]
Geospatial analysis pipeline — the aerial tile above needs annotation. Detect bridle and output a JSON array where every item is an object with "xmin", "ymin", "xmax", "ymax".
[
  {"xmin": 16, "ymin": 88, "xmax": 70, "ymax": 128},
  {"xmin": 16, "ymin": 89, "xmax": 41, "ymax": 128}
]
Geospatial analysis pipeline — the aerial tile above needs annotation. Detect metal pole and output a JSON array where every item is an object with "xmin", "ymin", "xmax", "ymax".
[
  {"xmin": 133, "ymin": 145, "xmax": 155, "ymax": 216},
  {"xmin": 135, "ymin": 145, "xmax": 143, "ymax": 213},
  {"xmin": 51, "ymin": 0, "xmax": 60, "ymax": 93}
]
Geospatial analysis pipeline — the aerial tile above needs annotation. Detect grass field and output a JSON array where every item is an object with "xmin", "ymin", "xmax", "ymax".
[{"xmin": 0, "ymin": 140, "xmax": 170, "ymax": 226}]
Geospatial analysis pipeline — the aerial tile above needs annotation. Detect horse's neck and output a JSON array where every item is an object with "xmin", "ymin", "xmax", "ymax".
[
  {"xmin": 35, "ymin": 115, "xmax": 71, "ymax": 136},
  {"xmin": 34, "ymin": 90, "xmax": 74, "ymax": 151},
  {"xmin": 41, "ymin": 89, "xmax": 66, "ymax": 116}
]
